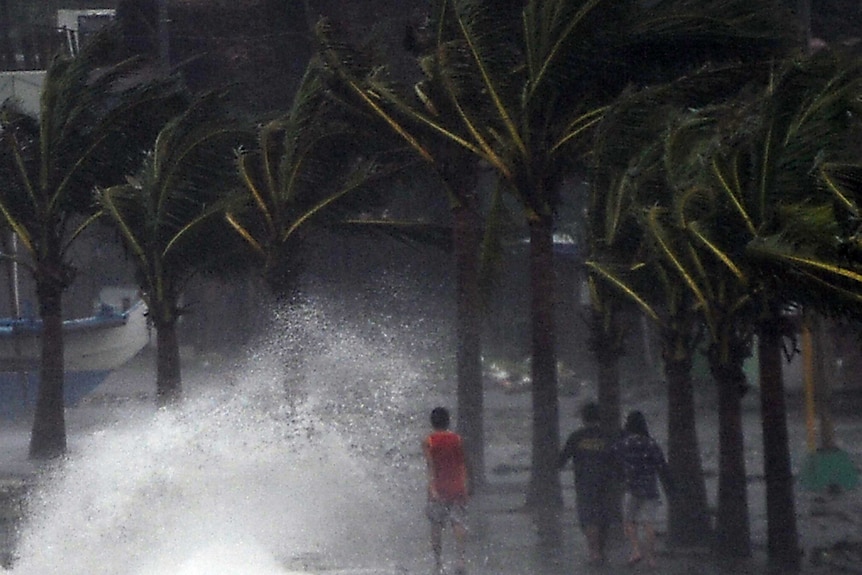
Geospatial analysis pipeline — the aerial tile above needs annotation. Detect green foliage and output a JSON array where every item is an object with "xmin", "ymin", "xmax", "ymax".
[
  {"xmin": 97, "ymin": 90, "xmax": 253, "ymax": 323},
  {"xmin": 584, "ymin": 45, "xmax": 862, "ymax": 335},
  {"xmin": 749, "ymin": 161, "xmax": 862, "ymax": 319},
  {"xmin": 0, "ymin": 23, "xmax": 190, "ymax": 456},
  {"xmin": 226, "ymin": 58, "xmax": 401, "ymax": 296},
  {"xmin": 0, "ymin": 25, "xmax": 185, "ymax": 280},
  {"xmin": 701, "ymin": 52, "xmax": 862, "ymax": 318}
]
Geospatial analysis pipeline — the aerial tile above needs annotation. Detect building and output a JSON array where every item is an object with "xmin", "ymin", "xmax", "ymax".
[{"xmin": 0, "ymin": 7, "xmax": 116, "ymax": 116}]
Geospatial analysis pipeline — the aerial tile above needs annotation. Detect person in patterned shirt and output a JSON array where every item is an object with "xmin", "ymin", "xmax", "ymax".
[{"xmin": 612, "ymin": 410, "xmax": 672, "ymax": 568}]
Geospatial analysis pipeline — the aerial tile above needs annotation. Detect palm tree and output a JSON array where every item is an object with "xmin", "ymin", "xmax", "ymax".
[
  {"xmin": 586, "ymin": 87, "xmax": 716, "ymax": 545},
  {"xmin": 224, "ymin": 58, "xmax": 401, "ymax": 301},
  {"xmin": 320, "ymin": 0, "xmax": 797, "ymax": 549},
  {"xmin": 647, "ymin": 118, "xmax": 758, "ymax": 557},
  {"xmin": 592, "ymin": 97, "xmax": 779, "ymax": 559},
  {"xmin": 637, "ymin": 50, "xmax": 862, "ymax": 561},
  {"xmin": 750, "ymin": 162, "xmax": 862, "ymax": 295},
  {"xmin": 97, "ymin": 90, "xmax": 252, "ymax": 405},
  {"xmin": 586, "ymin": 61, "xmax": 800, "ymax": 546},
  {"xmin": 398, "ymin": 4, "xmax": 611, "ymax": 545},
  {"xmin": 585, "ymin": 0, "xmax": 800, "ymax": 429},
  {"xmin": 706, "ymin": 51, "xmax": 862, "ymax": 564},
  {"xmin": 320, "ymin": 0, "xmax": 797, "ymax": 550},
  {"xmin": 315, "ymin": 15, "xmax": 503, "ymax": 492},
  {"xmin": 0, "ymin": 28, "xmax": 184, "ymax": 458},
  {"xmin": 440, "ymin": 0, "xmax": 800, "ymax": 545}
]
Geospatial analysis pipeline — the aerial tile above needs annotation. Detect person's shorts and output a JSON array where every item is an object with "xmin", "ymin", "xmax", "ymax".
[
  {"xmin": 624, "ymin": 494, "xmax": 660, "ymax": 524},
  {"xmin": 576, "ymin": 494, "xmax": 610, "ymax": 529},
  {"xmin": 426, "ymin": 499, "xmax": 468, "ymax": 527}
]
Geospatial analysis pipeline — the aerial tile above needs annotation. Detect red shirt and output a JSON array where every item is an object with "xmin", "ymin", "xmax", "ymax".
[{"xmin": 424, "ymin": 430, "xmax": 468, "ymax": 502}]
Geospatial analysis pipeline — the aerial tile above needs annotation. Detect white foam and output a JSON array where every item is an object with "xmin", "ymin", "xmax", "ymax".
[{"xmin": 9, "ymin": 298, "xmax": 440, "ymax": 575}]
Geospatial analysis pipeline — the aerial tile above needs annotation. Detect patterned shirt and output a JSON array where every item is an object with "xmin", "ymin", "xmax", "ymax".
[{"xmin": 611, "ymin": 433, "xmax": 668, "ymax": 500}]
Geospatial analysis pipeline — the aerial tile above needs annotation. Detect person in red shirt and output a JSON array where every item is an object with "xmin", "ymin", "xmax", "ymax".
[{"xmin": 423, "ymin": 406, "xmax": 469, "ymax": 575}]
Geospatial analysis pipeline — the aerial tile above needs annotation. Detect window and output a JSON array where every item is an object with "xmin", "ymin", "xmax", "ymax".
[{"xmin": 56, "ymin": 9, "xmax": 116, "ymax": 56}]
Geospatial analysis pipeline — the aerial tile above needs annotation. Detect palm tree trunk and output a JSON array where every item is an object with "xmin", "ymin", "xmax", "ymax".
[
  {"xmin": 709, "ymin": 341, "xmax": 751, "ymax": 558},
  {"xmin": 453, "ymin": 199, "xmax": 485, "ymax": 492},
  {"xmin": 29, "ymin": 276, "xmax": 67, "ymax": 459},
  {"xmin": 664, "ymin": 339, "xmax": 711, "ymax": 546},
  {"xmin": 155, "ymin": 318, "xmax": 182, "ymax": 406},
  {"xmin": 758, "ymin": 310, "xmax": 801, "ymax": 569},
  {"xmin": 526, "ymin": 212, "xmax": 562, "ymax": 548}
]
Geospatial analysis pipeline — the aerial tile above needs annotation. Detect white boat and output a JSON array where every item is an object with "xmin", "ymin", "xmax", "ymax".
[{"xmin": 0, "ymin": 293, "xmax": 150, "ymax": 414}]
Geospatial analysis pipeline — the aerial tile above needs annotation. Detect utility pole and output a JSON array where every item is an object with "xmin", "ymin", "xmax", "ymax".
[
  {"xmin": 157, "ymin": 0, "xmax": 169, "ymax": 71},
  {"xmin": 797, "ymin": 0, "xmax": 811, "ymax": 47},
  {"xmin": 0, "ymin": 0, "xmax": 13, "ymax": 70}
]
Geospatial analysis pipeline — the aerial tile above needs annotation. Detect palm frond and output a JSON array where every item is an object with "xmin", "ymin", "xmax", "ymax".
[
  {"xmin": 645, "ymin": 206, "xmax": 710, "ymax": 312},
  {"xmin": 97, "ymin": 183, "xmax": 151, "ymax": 279},
  {"xmin": 444, "ymin": 0, "xmax": 525, "ymax": 157},
  {"xmin": 820, "ymin": 162, "xmax": 862, "ymax": 217},
  {"xmin": 710, "ymin": 155, "xmax": 756, "ymax": 236},
  {"xmin": 748, "ymin": 236, "xmax": 862, "ymax": 290},
  {"xmin": 687, "ymin": 220, "xmax": 747, "ymax": 281},
  {"xmin": 97, "ymin": 89, "xmax": 252, "ymax": 297},
  {"xmin": 584, "ymin": 259, "xmax": 661, "ymax": 322}
]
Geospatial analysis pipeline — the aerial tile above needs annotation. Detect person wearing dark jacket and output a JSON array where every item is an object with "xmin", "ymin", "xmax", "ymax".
[
  {"xmin": 558, "ymin": 401, "xmax": 616, "ymax": 565},
  {"xmin": 612, "ymin": 410, "xmax": 673, "ymax": 568}
]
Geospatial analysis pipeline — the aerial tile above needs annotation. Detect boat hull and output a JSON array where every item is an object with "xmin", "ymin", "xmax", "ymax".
[{"xmin": 0, "ymin": 300, "xmax": 150, "ymax": 415}]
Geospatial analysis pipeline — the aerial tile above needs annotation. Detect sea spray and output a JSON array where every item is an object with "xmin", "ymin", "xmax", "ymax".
[{"xmin": 10, "ymin": 297, "xmax": 448, "ymax": 575}]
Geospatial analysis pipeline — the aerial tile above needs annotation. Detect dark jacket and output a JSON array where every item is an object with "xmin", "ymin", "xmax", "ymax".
[{"xmin": 611, "ymin": 433, "xmax": 671, "ymax": 500}]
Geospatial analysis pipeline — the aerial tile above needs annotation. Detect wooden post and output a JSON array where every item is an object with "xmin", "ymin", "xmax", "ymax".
[{"xmin": 801, "ymin": 314, "xmax": 817, "ymax": 453}]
